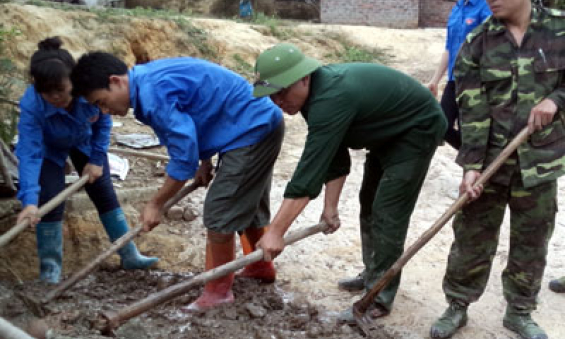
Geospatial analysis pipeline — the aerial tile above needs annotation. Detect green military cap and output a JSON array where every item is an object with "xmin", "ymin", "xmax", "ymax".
[{"xmin": 253, "ymin": 43, "xmax": 321, "ymax": 97}]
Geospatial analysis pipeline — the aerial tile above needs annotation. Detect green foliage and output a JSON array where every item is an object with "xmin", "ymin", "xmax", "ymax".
[
  {"xmin": 249, "ymin": 12, "xmax": 281, "ymax": 25},
  {"xmin": 0, "ymin": 25, "xmax": 22, "ymax": 145},
  {"xmin": 329, "ymin": 35, "xmax": 391, "ymax": 65},
  {"xmin": 173, "ymin": 17, "xmax": 218, "ymax": 61},
  {"xmin": 231, "ymin": 53, "xmax": 254, "ymax": 80},
  {"xmin": 244, "ymin": 12, "xmax": 296, "ymax": 40}
]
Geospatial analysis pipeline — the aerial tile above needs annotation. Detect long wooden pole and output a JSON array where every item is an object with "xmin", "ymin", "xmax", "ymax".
[
  {"xmin": 43, "ymin": 181, "xmax": 201, "ymax": 303},
  {"xmin": 0, "ymin": 175, "xmax": 90, "ymax": 249},
  {"xmin": 0, "ymin": 317, "xmax": 35, "ymax": 339},
  {"xmin": 96, "ymin": 223, "xmax": 329, "ymax": 334},
  {"xmin": 352, "ymin": 127, "xmax": 530, "ymax": 334},
  {"xmin": 108, "ymin": 147, "xmax": 169, "ymax": 162}
]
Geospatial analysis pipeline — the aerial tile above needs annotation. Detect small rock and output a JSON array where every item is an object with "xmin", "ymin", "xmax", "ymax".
[
  {"xmin": 183, "ymin": 207, "xmax": 198, "ymax": 222},
  {"xmin": 26, "ymin": 319, "xmax": 49, "ymax": 339},
  {"xmin": 223, "ymin": 307, "xmax": 238, "ymax": 320},
  {"xmin": 156, "ymin": 276, "xmax": 175, "ymax": 291},
  {"xmin": 291, "ymin": 312, "xmax": 311, "ymax": 327},
  {"xmin": 166, "ymin": 206, "xmax": 184, "ymax": 220},
  {"xmin": 306, "ymin": 324, "xmax": 323, "ymax": 338},
  {"xmin": 340, "ymin": 324, "xmax": 355, "ymax": 335},
  {"xmin": 245, "ymin": 302, "xmax": 267, "ymax": 318}
]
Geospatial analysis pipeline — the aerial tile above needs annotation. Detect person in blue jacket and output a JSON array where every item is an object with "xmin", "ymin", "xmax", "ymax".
[
  {"xmin": 71, "ymin": 53, "xmax": 284, "ymax": 312},
  {"xmin": 16, "ymin": 37, "xmax": 158, "ymax": 284},
  {"xmin": 426, "ymin": 0, "xmax": 491, "ymax": 150},
  {"xmin": 239, "ymin": 0, "xmax": 254, "ymax": 19}
]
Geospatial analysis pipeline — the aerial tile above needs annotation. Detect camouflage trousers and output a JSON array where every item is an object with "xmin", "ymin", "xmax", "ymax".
[
  {"xmin": 359, "ymin": 146, "xmax": 436, "ymax": 312},
  {"xmin": 443, "ymin": 170, "xmax": 557, "ymax": 312}
]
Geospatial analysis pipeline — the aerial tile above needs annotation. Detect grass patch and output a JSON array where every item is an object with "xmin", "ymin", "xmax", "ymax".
[
  {"xmin": 231, "ymin": 53, "xmax": 254, "ymax": 80},
  {"xmin": 174, "ymin": 17, "xmax": 218, "ymax": 61},
  {"xmin": 328, "ymin": 34, "xmax": 391, "ymax": 64},
  {"xmin": 239, "ymin": 12, "xmax": 297, "ymax": 40}
]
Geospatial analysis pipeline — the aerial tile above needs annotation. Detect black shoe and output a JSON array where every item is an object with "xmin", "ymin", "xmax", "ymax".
[
  {"xmin": 337, "ymin": 270, "xmax": 365, "ymax": 292},
  {"xmin": 549, "ymin": 276, "xmax": 565, "ymax": 293}
]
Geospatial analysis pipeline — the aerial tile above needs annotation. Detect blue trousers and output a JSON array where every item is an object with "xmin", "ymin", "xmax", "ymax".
[{"xmin": 39, "ymin": 149, "xmax": 119, "ymax": 222}]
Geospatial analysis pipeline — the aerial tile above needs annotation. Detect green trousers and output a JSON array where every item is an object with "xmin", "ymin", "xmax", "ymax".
[
  {"xmin": 443, "ymin": 169, "xmax": 556, "ymax": 312},
  {"xmin": 360, "ymin": 145, "xmax": 436, "ymax": 312}
]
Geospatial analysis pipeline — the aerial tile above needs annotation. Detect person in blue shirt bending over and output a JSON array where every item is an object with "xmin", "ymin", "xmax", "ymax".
[
  {"xmin": 16, "ymin": 37, "xmax": 158, "ymax": 285},
  {"xmin": 71, "ymin": 52, "xmax": 284, "ymax": 312},
  {"xmin": 426, "ymin": 0, "xmax": 491, "ymax": 150}
]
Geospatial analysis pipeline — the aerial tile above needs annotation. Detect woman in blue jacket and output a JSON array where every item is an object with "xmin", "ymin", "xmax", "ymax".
[{"xmin": 16, "ymin": 37, "xmax": 157, "ymax": 284}]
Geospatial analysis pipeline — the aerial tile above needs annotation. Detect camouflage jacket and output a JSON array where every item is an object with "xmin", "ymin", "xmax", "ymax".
[
  {"xmin": 454, "ymin": 5, "xmax": 565, "ymax": 188},
  {"xmin": 541, "ymin": 0, "xmax": 565, "ymax": 10}
]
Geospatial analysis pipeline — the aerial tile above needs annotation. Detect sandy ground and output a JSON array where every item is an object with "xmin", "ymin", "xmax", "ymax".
[{"xmin": 0, "ymin": 11, "xmax": 564, "ymax": 339}]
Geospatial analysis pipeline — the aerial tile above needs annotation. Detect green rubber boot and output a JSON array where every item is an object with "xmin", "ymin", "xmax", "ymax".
[
  {"xmin": 549, "ymin": 276, "xmax": 565, "ymax": 293},
  {"xmin": 430, "ymin": 302, "xmax": 468, "ymax": 339},
  {"xmin": 503, "ymin": 308, "xmax": 547, "ymax": 339}
]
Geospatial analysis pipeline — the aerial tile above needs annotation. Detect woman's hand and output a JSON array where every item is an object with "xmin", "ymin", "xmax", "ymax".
[
  {"xmin": 17, "ymin": 205, "xmax": 40, "ymax": 228},
  {"xmin": 82, "ymin": 163, "xmax": 103, "ymax": 183}
]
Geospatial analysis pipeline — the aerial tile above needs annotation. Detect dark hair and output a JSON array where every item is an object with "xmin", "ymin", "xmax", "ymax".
[
  {"xmin": 71, "ymin": 52, "xmax": 128, "ymax": 97},
  {"xmin": 30, "ymin": 37, "xmax": 76, "ymax": 93}
]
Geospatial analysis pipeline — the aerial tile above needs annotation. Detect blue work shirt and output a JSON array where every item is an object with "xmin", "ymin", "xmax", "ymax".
[
  {"xmin": 129, "ymin": 57, "xmax": 283, "ymax": 181},
  {"xmin": 446, "ymin": 0, "xmax": 491, "ymax": 80},
  {"xmin": 16, "ymin": 86, "xmax": 111, "ymax": 206}
]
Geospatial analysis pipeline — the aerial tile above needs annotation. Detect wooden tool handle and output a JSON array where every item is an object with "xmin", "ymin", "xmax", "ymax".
[
  {"xmin": 98, "ymin": 223, "xmax": 329, "ymax": 334},
  {"xmin": 0, "ymin": 175, "xmax": 90, "ymax": 249},
  {"xmin": 354, "ymin": 127, "xmax": 530, "ymax": 314},
  {"xmin": 108, "ymin": 147, "xmax": 169, "ymax": 162},
  {"xmin": 43, "ymin": 181, "xmax": 202, "ymax": 303}
]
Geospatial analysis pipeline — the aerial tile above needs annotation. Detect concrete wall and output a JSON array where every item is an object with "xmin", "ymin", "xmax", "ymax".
[{"xmin": 321, "ymin": 0, "xmax": 419, "ymax": 29}]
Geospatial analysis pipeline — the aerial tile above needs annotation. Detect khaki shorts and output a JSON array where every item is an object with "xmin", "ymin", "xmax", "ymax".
[{"xmin": 203, "ymin": 121, "xmax": 284, "ymax": 233}]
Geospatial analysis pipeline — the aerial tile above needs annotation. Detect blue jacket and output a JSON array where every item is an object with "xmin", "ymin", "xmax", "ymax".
[
  {"xmin": 129, "ymin": 57, "xmax": 282, "ymax": 181},
  {"xmin": 16, "ymin": 86, "xmax": 111, "ymax": 206},
  {"xmin": 446, "ymin": 0, "xmax": 491, "ymax": 81}
]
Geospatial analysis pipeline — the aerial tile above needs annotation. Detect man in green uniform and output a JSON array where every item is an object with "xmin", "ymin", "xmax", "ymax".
[
  {"xmin": 429, "ymin": 1, "xmax": 565, "ymax": 339},
  {"xmin": 252, "ymin": 43, "xmax": 447, "ymax": 320}
]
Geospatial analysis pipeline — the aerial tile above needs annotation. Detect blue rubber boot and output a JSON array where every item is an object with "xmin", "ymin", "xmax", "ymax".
[
  {"xmin": 36, "ymin": 221, "xmax": 63, "ymax": 284},
  {"xmin": 99, "ymin": 208, "xmax": 158, "ymax": 269}
]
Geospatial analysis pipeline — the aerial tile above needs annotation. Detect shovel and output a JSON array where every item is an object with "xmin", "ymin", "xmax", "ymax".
[
  {"xmin": 93, "ymin": 222, "xmax": 330, "ymax": 335},
  {"xmin": 352, "ymin": 127, "xmax": 530, "ymax": 336},
  {"xmin": 0, "ymin": 175, "xmax": 90, "ymax": 249},
  {"xmin": 40, "ymin": 181, "xmax": 203, "ymax": 305}
]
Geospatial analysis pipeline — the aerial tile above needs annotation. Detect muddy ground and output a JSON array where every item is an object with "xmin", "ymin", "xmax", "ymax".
[{"xmin": 0, "ymin": 267, "xmax": 385, "ymax": 339}]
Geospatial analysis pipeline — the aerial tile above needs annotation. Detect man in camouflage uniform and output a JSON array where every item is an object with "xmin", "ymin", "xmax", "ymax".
[
  {"xmin": 429, "ymin": 0, "xmax": 565, "ymax": 339},
  {"xmin": 538, "ymin": 0, "xmax": 565, "ymax": 297}
]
